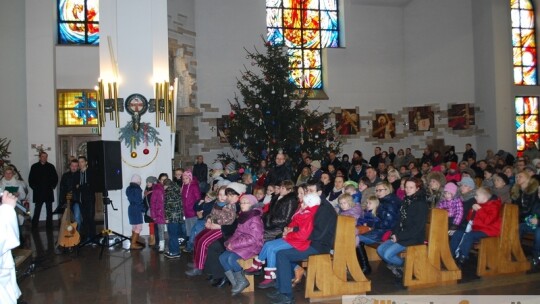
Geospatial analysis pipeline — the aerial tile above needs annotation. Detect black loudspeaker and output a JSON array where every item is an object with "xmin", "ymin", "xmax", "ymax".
[{"xmin": 87, "ymin": 140, "xmax": 123, "ymax": 192}]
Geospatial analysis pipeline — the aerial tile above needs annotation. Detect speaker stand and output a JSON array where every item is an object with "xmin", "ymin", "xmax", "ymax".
[{"xmin": 79, "ymin": 191, "xmax": 130, "ymax": 259}]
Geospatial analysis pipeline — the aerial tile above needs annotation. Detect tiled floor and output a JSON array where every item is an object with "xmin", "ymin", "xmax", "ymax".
[{"xmin": 15, "ymin": 225, "xmax": 540, "ymax": 304}]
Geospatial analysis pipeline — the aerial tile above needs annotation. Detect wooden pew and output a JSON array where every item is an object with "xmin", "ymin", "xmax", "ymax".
[
  {"xmin": 477, "ymin": 203, "xmax": 531, "ymax": 276},
  {"xmin": 237, "ymin": 258, "xmax": 255, "ymax": 293},
  {"xmin": 402, "ymin": 208, "xmax": 461, "ymax": 289},
  {"xmin": 305, "ymin": 215, "xmax": 371, "ymax": 301}
]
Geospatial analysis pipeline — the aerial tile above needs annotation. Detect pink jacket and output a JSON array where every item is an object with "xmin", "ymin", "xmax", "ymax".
[
  {"xmin": 225, "ymin": 208, "xmax": 264, "ymax": 259},
  {"xmin": 182, "ymin": 177, "xmax": 201, "ymax": 218},
  {"xmin": 150, "ymin": 183, "xmax": 166, "ymax": 224}
]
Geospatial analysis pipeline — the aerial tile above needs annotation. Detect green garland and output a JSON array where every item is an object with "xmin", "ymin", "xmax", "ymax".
[{"xmin": 119, "ymin": 121, "xmax": 162, "ymax": 151}]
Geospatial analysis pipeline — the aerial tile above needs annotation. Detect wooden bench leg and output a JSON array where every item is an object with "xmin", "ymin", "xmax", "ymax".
[{"xmin": 237, "ymin": 258, "xmax": 255, "ymax": 293}]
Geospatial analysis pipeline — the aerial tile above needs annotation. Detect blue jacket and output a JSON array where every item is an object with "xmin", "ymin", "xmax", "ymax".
[{"xmin": 126, "ymin": 183, "xmax": 144, "ymax": 225}]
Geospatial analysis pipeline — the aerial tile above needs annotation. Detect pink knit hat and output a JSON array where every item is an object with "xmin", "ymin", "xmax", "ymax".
[
  {"xmin": 444, "ymin": 183, "xmax": 458, "ymax": 196},
  {"xmin": 182, "ymin": 170, "xmax": 193, "ymax": 181}
]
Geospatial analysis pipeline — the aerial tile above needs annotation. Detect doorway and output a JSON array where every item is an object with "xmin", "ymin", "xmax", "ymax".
[{"xmin": 58, "ymin": 135, "xmax": 104, "ymax": 222}]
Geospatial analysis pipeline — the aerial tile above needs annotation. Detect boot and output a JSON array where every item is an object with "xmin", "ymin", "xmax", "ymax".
[
  {"xmin": 224, "ymin": 270, "xmax": 237, "ymax": 290},
  {"xmin": 148, "ymin": 235, "xmax": 156, "ymax": 247},
  {"xmin": 257, "ymin": 268, "xmax": 276, "ymax": 289},
  {"xmin": 231, "ymin": 271, "xmax": 250, "ymax": 296},
  {"xmin": 130, "ymin": 232, "xmax": 143, "ymax": 250},
  {"xmin": 356, "ymin": 243, "xmax": 371, "ymax": 275},
  {"xmin": 245, "ymin": 257, "xmax": 264, "ymax": 274},
  {"xmin": 158, "ymin": 240, "xmax": 165, "ymax": 253}
]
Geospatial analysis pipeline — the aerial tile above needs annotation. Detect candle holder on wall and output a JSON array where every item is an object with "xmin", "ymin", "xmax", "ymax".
[
  {"xmin": 95, "ymin": 79, "xmax": 124, "ymax": 129},
  {"xmin": 149, "ymin": 81, "xmax": 176, "ymax": 132}
]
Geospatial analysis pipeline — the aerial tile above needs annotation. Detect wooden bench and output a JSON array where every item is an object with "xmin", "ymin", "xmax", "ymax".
[
  {"xmin": 304, "ymin": 215, "xmax": 371, "ymax": 301},
  {"xmin": 477, "ymin": 204, "xmax": 531, "ymax": 277},
  {"xmin": 237, "ymin": 258, "xmax": 255, "ymax": 293},
  {"xmin": 402, "ymin": 208, "xmax": 461, "ymax": 288}
]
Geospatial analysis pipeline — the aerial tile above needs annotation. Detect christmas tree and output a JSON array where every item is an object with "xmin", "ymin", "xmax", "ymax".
[{"xmin": 227, "ymin": 41, "xmax": 342, "ymax": 168}]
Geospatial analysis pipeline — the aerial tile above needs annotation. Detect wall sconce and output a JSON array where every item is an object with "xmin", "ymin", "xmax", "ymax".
[
  {"xmin": 95, "ymin": 79, "xmax": 124, "ymax": 129},
  {"xmin": 149, "ymin": 80, "xmax": 177, "ymax": 132}
]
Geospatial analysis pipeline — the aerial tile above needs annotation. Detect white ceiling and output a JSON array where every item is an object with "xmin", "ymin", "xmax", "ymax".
[{"xmin": 352, "ymin": 0, "xmax": 413, "ymax": 7}]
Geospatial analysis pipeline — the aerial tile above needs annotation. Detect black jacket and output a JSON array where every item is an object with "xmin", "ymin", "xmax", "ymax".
[
  {"xmin": 28, "ymin": 161, "xmax": 58, "ymax": 203},
  {"xmin": 193, "ymin": 163, "xmax": 208, "ymax": 183},
  {"xmin": 393, "ymin": 190, "xmax": 428, "ymax": 246},
  {"xmin": 373, "ymin": 193, "xmax": 401, "ymax": 231},
  {"xmin": 59, "ymin": 171, "xmax": 79, "ymax": 204},
  {"xmin": 264, "ymin": 192, "xmax": 298, "ymax": 230},
  {"xmin": 309, "ymin": 197, "xmax": 337, "ymax": 254},
  {"xmin": 265, "ymin": 164, "xmax": 292, "ymax": 187}
]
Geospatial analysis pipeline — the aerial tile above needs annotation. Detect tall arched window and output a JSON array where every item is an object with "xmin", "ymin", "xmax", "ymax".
[
  {"xmin": 511, "ymin": 0, "xmax": 537, "ymax": 85},
  {"xmin": 266, "ymin": 0, "xmax": 339, "ymax": 90}
]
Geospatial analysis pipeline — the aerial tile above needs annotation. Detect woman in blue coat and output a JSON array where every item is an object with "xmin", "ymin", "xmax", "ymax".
[{"xmin": 127, "ymin": 174, "xmax": 145, "ymax": 250}]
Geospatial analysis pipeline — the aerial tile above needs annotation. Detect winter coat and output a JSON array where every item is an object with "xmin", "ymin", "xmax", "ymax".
[
  {"xmin": 208, "ymin": 202, "xmax": 237, "ymax": 225},
  {"xmin": 195, "ymin": 199, "xmax": 215, "ymax": 221},
  {"xmin": 126, "ymin": 183, "xmax": 144, "ymax": 225},
  {"xmin": 224, "ymin": 208, "xmax": 264, "ymax": 259},
  {"xmin": 327, "ymin": 188, "xmax": 344, "ymax": 209},
  {"xmin": 182, "ymin": 177, "xmax": 201, "ymax": 219},
  {"xmin": 59, "ymin": 171, "xmax": 79, "ymax": 204},
  {"xmin": 371, "ymin": 193, "xmax": 400, "ymax": 231},
  {"xmin": 492, "ymin": 185, "xmax": 511, "ymax": 204},
  {"xmin": 150, "ymin": 183, "xmax": 166, "ymax": 224},
  {"xmin": 309, "ymin": 198, "xmax": 337, "ymax": 254},
  {"xmin": 340, "ymin": 204, "xmax": 363, "ymax": 222},
  {"xmin": 468, "ymin": 196, "xmax": 502, "ymax": 237},
  {"xmin": 263, "ymin": 192, "xmax": 299, "ymax": 240},
  {"xmin": 284, "ymin": 205, "xmax": 319, "ymax": 251},
  {"xmin": 393, "ymin": 189, "xmax": 429, "ymax": 246},
  {"xmin": 458, "ymin": 190, "xmax": 477, "ymax": 230},
  {"xmin": 28, "ymin": 161, "xmax": 58, "ymax": 203},
  {"xmin": 437, "ymin": 197, "xmax": 464, "ymax": 227},
  {"xmin": 511, "ymin": 178, "xmax": 540, "ymax": 222},
  {"xmin": 357, "ymin": 210, "xmax": 380, "ymax": 227},
  {"xmin": 165, "ymin": 182, "xmax": 184, "ymax": 223},
  {"xmin": 264, "ymin": 164, "xmax": 292, "ymax": 187}
]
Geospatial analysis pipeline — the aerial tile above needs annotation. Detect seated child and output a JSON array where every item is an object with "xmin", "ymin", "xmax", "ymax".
[
  {"xmin": 436, "ymin": 182, "xmax": 463, "ymax": 232},
  {"xmin": 262, "ymin": 184, "xmax": 276, "ymax": 213},
  {"xmin": 450, "ymin": 187, "xmax": 502, "ymax": 266},
  {"xmin": 344, "ymin": 182, "xmax": 361, "ymax": 203},
  {"xmin": 183, "ymin": 191, "xmax": 216, "ymax": 253},
  {"xmin": 253, "ymin": 186, "xmax": 266, "ymax": 209}
]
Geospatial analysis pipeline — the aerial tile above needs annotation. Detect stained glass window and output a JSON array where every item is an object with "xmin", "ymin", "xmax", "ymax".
[
  {"xmin": 511, "ymin": 0, "xmax": 537, "ymax": 85},
  {"xmin": 58, "ymin": 90, "xmax": 98, "ymax": 126},
  {"xmin": 515, "ymin": 96, "xmax": 539, "ymax": 156},
  {"xmin": 266, "ymin": 0, "xmax": 339, "ymax": 89},
  {"xmin": 58, "ymin": 0, "xmax": 99, "ymax": 45}
]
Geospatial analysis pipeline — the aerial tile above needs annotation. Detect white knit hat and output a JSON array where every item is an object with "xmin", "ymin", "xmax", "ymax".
[
  {"xmin": 303, "ymin": 193, "xmax": 321, "ymax": 208},
  {"xmin": 131, "ymin": 174, "xmax": 142, "ymax": 185},
  {"xmin": 226, "ymin": 182, "xmax": 246, "ymax": 195}
]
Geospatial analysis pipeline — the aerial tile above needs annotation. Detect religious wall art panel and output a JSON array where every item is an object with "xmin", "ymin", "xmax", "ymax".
[
  {"xmin": 372, "ymin": 113, "xmax": 396, "ymax": 139},
  {"xmin": 448, "ymin": 103, "xmax": 475, "ymax": 130},
  {"xmin": 336, "ymin": 109, "xmax": 360, "ymax": 135},
  {"xmin": 216, "ymin": 115, "xmax": 231, "ymax": 143},
  {"xmin": 408, "ymin": 106, "xmax": 434, "ymax": 131}
]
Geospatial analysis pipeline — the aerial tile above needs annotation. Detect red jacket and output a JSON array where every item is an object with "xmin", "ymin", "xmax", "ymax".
[
  {"xmin": 468, "ymin": 197, "xmax": 502, "ymax": 237},
  {"xmin": 284, "ymin": 205, "xmax": 319, "ymax": 251}
]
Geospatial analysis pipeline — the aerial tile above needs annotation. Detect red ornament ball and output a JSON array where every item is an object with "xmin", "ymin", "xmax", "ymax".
[
  {"xmin": 229, "ymin": 111, "xmax": 235, "ymax": 119},
  {"xmin": 143, "ymin": 148, "xmax": 150, "ymax": 155},
  {"xmin": 131, "ymin": 152, "xmax": 137, "ymax": 158}
]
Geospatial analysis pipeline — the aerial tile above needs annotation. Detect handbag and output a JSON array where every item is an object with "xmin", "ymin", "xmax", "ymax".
[{"xmin": 357, "ymin": 225, "xmax": 371, "ymax": 235}]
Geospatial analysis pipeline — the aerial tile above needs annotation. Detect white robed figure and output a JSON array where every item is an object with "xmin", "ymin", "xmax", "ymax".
[{"xmin": 0, "ymin": 191, "xmax": 22, "ymax": 304}]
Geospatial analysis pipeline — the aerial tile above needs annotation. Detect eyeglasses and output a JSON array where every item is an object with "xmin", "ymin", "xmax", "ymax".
[{"xmin": 375, "ymin": 189, "xmax": 386, "ymax": 192}]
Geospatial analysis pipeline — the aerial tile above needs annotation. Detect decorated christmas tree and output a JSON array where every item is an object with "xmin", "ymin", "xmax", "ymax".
[{"xmin": 226, "ymin": 41, "xmax": 341, "ymax": 168}]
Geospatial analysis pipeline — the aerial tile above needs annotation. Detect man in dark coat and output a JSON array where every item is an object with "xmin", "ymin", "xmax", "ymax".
[
  {"xmin": 77, "ymin": 156, "xmax": 96, "ymax": 240},
  {"xmin": 29, "ymin": 151, "xmax": 59, "ymax": 229},
  {"xmin": 192, "ymin": 155, "xmax": 209, "ymax": 195},
  {"xmin": 269, "ymin": 180, "xmax": 337, "ymax": 304},
  {"xmin": 265, "ymin": 153, "xmax": 292, "ymax": 187},
  {"xmin": 59, "ymin": 159, "xmax": 80, "ymax": 229}
]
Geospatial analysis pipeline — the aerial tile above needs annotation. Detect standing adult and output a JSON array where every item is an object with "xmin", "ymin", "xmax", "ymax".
[
  {"xmin": 193, "ymin": 155, "xmax": 209, "ymax": 195},
  {"xmin": 462, "ymin": 143, "xmax": 477, "ymax": 162},
  {"xmin": 369, "ymin": 147, "xmax": 382, "ymax": 168},
  {"xmin": 29, "ymin": 152, "xmax": 59, "ymax": 229},
  {"xmin": 0, "ymin": 191, "xmax": 22, "ymax": 304},
  {"xmin": 59, "ymin": 160, "xmax": 81, "ymax": 230},
  {"xmin": 77, "ymin": 156, "xmax": 96, "ymax": 241},
  {"xmin": 265, "ymin": 153, "xmax": 292, "ymax": 187}
]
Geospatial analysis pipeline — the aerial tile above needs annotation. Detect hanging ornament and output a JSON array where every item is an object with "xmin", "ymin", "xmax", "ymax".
[
  {"xmin": 283, "ymin": 89, "xmax": 288, "ymax": 98},
  {"xmin": 244, "ymin": 133, "xmax": 248, "ymax": 139},
  {"xmin": 321, "ymin": 130, "xmax": 326, "ymax": 135},
  {"xmin": 258, "ymin": 118, "xmax": 263, "ymax": 125},
  {"xmin": 143, "ymin": 148, "xmax": 150, "ymax": 155},
  {"xmin": 272, "ymin": 138, "xmax": 277, "ymax": 144},
  {"xmin": 255, "ymin": 104, "xmax": 260, "ymax": 109},
  {"xmin": 229, "ymin": 111, "xmax": 235, "ymax": 119},
  {"xmin": 271, "ymin": 86, "xmax": 275, "ymax": 94},
  {"xmin": 300, "ymin": 126, "xmax": 304, "ymax": 132},
  {"xmin": 300, "ymin": 139, "xmax": 304, "ymax": 144},
  {"xmin": 266, "ymin": 110, "xmax": 271, "ymax": 115},
  {"xmin": 314, "ymin": 134, "xmax": 319, "ymax": 139},
  {"xmin": 131, "ymin": 151, "xmax": 138, "ymax": 158}
]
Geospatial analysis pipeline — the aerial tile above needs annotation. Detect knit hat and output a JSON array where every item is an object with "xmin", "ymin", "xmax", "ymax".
[
  {"xmin": 311, "ymin": 160, "xmax": 321, "ymax": 170},
  {"xmin": 495, "ymin": 173, "xmax": 510, "ymax": 185},
  {"xmin": 226, "ymin": 162, "xmax": 236, "ymax": 172},
  {"xmin": 344, "ymin": 180, "xmax": 359, "ymax": 188},
  {"xmin": 206, "ymin": 191, "xmax": 217, "ymax": 200},
  {"xmin": 240, "ymin": 194, "xmax": 258, "ymax": 206},
  {"xmin": 303, "ymin": 193, "xmax": 321, "ymax": 207},
  {"xmin": 533, "ymin": 158, "xmax": 540, "ymax": 168},
  {"xmin": 146, "ymin": 176, "xmax": 158, "ymax": 184},
  {"xmin": 461, "ymin": 168, "xmax": 476, "ymax": 179},
  {"xmin": 443, "ymin": 183, "xmax": 458, "ymax": 196},
  {"xmin": 449, "ymin": 162, "xmax": 458, "ymax": 171},
  {"xmin": 459, "ymin": 176, "xmax": 476, "ymax": 189},
  {"xmin": 226, "ymin": 182, "xmax": 246, "ymax": 195},
  {"xmin": 182, "ymin": 170, "xmax": 193, "ymax": 181},
  {"xmin": 212, "ymin": 162, "xmax": 224, "ymax": 170},
  {"xmin": 131, "ymin": 174, "xmax": 142, "ymax": 185}
]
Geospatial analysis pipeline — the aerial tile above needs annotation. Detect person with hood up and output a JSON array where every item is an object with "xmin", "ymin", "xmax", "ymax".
[
  {"xmin": 126, "ymin": 174, "xmax": 145, "ymax": 250},
  {"xmin": 182, "ymin": 170, "xmax": 201, "ymax": 248}
]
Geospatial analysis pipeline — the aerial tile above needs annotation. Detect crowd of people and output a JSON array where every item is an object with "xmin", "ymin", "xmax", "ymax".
[{"xmin": 3, "ymin": 143, "xmax": 540, "ymax": 304}]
